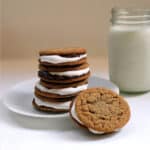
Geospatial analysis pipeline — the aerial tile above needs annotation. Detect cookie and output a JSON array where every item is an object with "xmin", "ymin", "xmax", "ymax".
[
  {"xmin": 39, "ymin": 63, "xmax": 89, "ymax": 72},
  {"xmin": 35, "ymin": 81, "xmax": 88, "ymax": 98},
  {"xmin": 33, "ymin": 89, "xmax": 75, "ymax": 113},
  {"xmin": 32, "ymin": 99, "xmax": 69, "ymax": 113},
  {"xmin": 35, "ymin": 91, "xmax": 76, "ymax": 102},
  {"xmin": 39, "ymin": 47, "xmax": 86, "ymax": 55},
  {"xmin": 38, "ymin": 62, "xmax": 90, "ymax": 84},
  {"xmin": 70, "ymin": 88, "xmax": 130, "ymax": 134},
  {"xmin": 35, "ymin": 83, "xmax": 88, "ymax": 98},
  {"xmin": 38, "ymin": 71, "xmax": 90, "ymax": 84},
  {"xmin": 39, "ymin": 47, "xmax": 87, "ymax": 66},
  {"xmin": 40, "ymin": 79, "xmax": 88, "ymax": 89},
  {"xmin": 38, "ymin": 62, "xmax": 90, "ymax": 83}
]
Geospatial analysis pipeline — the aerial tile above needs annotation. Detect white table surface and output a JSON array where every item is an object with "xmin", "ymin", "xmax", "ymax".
[{"xmin": 0, "ymin": 58, "xmax": 150, "ymax": 150}]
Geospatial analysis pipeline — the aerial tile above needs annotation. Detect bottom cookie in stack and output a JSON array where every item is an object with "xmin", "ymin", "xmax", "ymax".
[
  {"xmin": 32, "ymin": 79, "xmax": 88, "ymax": 113},
  {"xmin": 33, "ymin": 94, "xmax": 74, "ymax": 113}
]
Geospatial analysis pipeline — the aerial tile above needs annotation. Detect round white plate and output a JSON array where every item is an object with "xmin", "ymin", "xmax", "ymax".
[{"xmin": 2, "ymin": 76, "xmax": 119, "ymax": 118}]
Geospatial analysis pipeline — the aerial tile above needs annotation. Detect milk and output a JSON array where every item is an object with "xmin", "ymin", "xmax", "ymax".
[{"xmin": 109, "ymin": 25, "xmax": 150, "ymax": 92}]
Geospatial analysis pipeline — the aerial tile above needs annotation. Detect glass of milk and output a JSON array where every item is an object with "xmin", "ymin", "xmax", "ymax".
[{"xmin": 108, "ymin": 8, "xmax": 150, "ymax": 92}]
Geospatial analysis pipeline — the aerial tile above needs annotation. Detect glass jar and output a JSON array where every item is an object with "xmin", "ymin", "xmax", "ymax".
[{"xmin": 108, "ymin": 8, "xmax": 150, "ymax": 92}]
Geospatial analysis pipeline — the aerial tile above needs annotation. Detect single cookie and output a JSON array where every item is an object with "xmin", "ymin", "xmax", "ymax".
[
  {"xmin": 35, "ymin": 87, "xmax": 76, "ymax": 98},
  {"xmin": 38, "ymin": 71, "xmax": 90, "ymax": 84},
  {"xmin": 32, "ymin": 99, "xmax": 69, "ymax": 113},
  {"xmin": 70, "ymin": 88, "xmax": 130, "ymax": 134},
  {"xmin": 39, "ymin": 63, "xmax": 89, "ymax": 72},
  {"xmin": 39, "ymin": 47, "xmax": 86, "ymax": 56},
  {"xmin": 39, "ymin": 48, "xmax": 87, "ymax": 66},
  {"xmin": 40, "ymin": 79, "xmax": 88, "ymax": 89},
  {"xmin": 35, "ymin": 91, "xmax": 76, "ymax": 102},
  {"xmin": 35, "ymin": 81, "xmax": 88, "ymax": 98}
]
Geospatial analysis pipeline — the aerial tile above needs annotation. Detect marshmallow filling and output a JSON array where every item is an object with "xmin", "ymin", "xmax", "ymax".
[
  {"xmin": 35, "ymin": 82, "xmax": 88, "ymax": 95},
  {"xmin": 40, "ymin": 54, "xmax": 87, "ymax": 64},
  {"xmin": 34, "ymin": 96, "xmax": 71, "ymax": 109}
]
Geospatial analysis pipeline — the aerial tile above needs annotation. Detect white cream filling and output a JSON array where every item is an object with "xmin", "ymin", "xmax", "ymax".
[
  {"xmin": 36, "ymin": 82, "xmax": 88, "ymax": 95},
  {"xmin": 40, "ymin": 54, "xmax": 87, "ymax": 64},
  {"xmin": 71, "ymin": 101, "xmax": 84, "ymax": 125},
  {"xmin": 88, "ymin": 128, "xmax": 104, "ymax": 134},
  {"xmin": 50, "ymin": 67, "xmax": 90, "ymax": 77},
  {"xmin": 34, "ymin": 96, "xmax": 71, "ymax": 109},
  {"xmin": 71, "ymin": 101, "xmax": 119, "ymax": 134}
]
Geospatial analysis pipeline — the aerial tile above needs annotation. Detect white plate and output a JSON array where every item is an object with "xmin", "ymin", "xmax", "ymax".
[{"xmin": 2, "ymin": 76, "xmax": 119, "ymax": 118}]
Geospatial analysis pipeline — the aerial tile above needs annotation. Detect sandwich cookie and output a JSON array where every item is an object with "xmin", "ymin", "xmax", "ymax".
[
  {"xmin": 34, "ymin": 92, "xmax": 76, "ymax": 102},
  {"xmin": 70, "ymin": 88, "xmax": 130, "ymax": 134},
  {"xmin": 32, "ymin": 98, "xmax": 70, "ymax": 113},
  {"xmin": 40, "ymin": 79, "xmax": 88, "ymax": 89},
  {"xmin": 39, "ymin": 47, "xmax": 87, "ymax": 66},
  {"xmin": 38, "ymin": 71, "xmax": 90, "ymax": 84},
  {"xmin": 35, "ymin": 81, "xmax": 88, "ymax": 98},
  {"xmin": 38, "ymin": 63, "xmax": 90, "ymax": 83},
  {"xmin": 33, "ymin": 91, "xmax": 75, "ymax": 112},
  {"xmin": 39, "ymin": 63, "xmax": 90, "ymax": 73}
]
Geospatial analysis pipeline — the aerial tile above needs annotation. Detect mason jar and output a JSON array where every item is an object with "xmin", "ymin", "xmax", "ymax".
[{"xmin": 108, "ymin": 8, "xmax": 150, "ymax": 92}]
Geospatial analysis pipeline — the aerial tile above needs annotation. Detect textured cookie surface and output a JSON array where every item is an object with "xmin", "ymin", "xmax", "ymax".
[
  {"xmin": 75, "ymin": 88, "xmax": 130, "ymax": 133},
  {"xmin": 39, "ymin": 47, "xmax": 86, "ymax": 55}
]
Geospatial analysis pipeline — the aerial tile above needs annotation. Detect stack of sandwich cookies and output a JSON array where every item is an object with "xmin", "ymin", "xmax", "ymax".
[
  {"xmin": 33, "ymin": 48, "xmax": 90, "ymax": 113},
  {"xmin": 70, "ymin": 88, "xmax": 130, "ymax": 134}
]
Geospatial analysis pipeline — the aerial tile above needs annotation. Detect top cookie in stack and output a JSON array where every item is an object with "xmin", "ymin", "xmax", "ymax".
[{"xmin": 32, "ymin": 48, "xmax": 90, "ymax": 113}]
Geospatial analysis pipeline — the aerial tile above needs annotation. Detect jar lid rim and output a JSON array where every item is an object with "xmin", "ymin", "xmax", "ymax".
[{"xmin": 112, "ymin": 7, "xmax": 150, "ymax": 13}]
